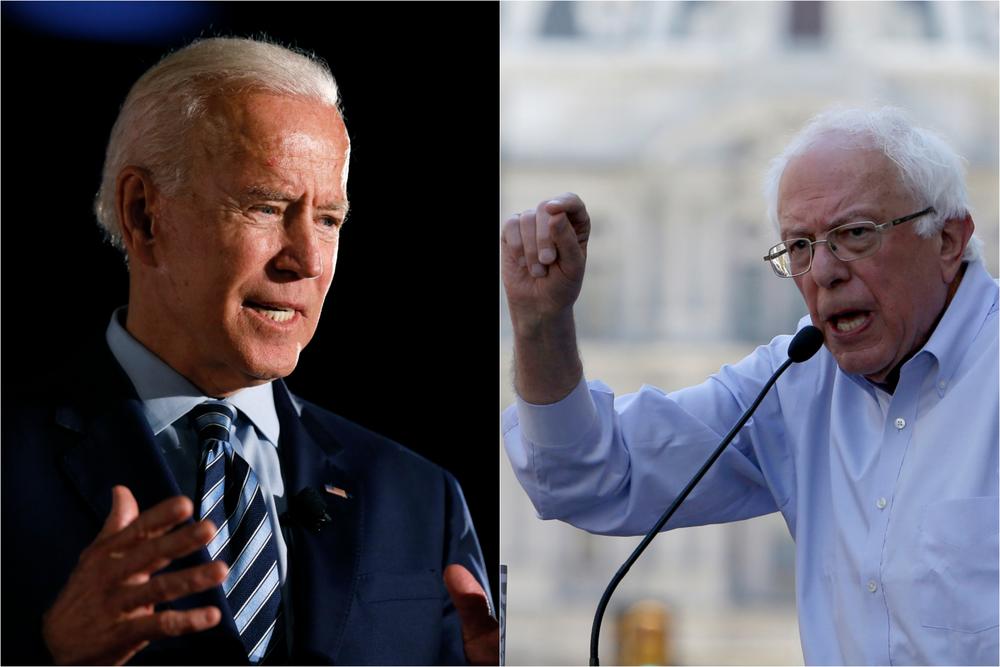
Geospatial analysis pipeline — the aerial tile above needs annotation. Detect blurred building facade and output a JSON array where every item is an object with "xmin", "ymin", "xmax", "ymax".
[{"xmin": 500, "ymin": 2, "xmax": 999, "ymax": 664}]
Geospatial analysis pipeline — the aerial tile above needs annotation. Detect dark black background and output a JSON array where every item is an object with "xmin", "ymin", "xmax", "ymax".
[{"xmin": 1, "ymin": 2, "xmax": 499, "ymax": 607}]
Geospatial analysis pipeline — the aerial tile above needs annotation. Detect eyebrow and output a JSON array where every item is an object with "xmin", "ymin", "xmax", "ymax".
[
  {"xmin": 782, "ymin": 208, "xmax": 878, "ymax": 239},
  {"xmin": 244, "ymin": 185, "xmax": 350, "ymax": 214}
]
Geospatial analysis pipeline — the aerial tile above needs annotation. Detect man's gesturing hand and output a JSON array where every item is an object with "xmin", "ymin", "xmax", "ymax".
[
  {"xmin": 42, "ymin": 486, "xmax": 228, "ymax": 665},
  {"xmin": 444, "ymin": 564, "xmax": 499, "ymax": 666},
  {"xmin": 502, "ymin": 193, "xmax": 591, "ymax": 404},
  {"xmin": 501, "ymin": 193, "xmax": 591, "ymax": 319}
]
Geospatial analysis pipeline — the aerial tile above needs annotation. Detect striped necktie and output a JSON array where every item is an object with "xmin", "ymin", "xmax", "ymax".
[{"xmin": 192, "ymin": 401, "xmax": 282, "ymax": 663}]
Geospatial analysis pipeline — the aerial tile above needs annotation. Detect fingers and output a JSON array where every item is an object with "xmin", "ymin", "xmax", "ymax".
[
  {"xmin": 44, "ymin": 492, "xmax": 224, "ymax": 666},
  {"xmin": 544, "ymin": 192, "xmax": 591, "ymax": 249},
  {"xmin": 549, "ymin": 210, "xmax": 586, "ymax": 276},
  {"xmin": 109, "ymin": 519, "xmax": 218, "ymax": 582},
  {"xmin": 119, "ymin": 607, "xmax": 222, "ymax": 648},
  {"xmin": 535, "ymin": 206, "xmax": 556, "ymax": 268},
  {"xmin": 518, "ymin": 209, "xmax": 546, "ymax": 278},
  {"xmin": 543, "ymin": 192, "xmax": 589, "ymax": 226},
  {"xmin": 443, "ymin": 563, "xmax": 486, "ymax": 600},
  {"xmin": 443, "ymin": 564, "xmax": 494, "ymax": 631},
  {"xmin": 444, "ymin": 564, "xmax": 499, "ymax": 666},
  {"xmin": 114, "ymin": 561, "xmax": 228, "ymax": 611},
  {"xmin": 501, "ymin": 214, "xmax": 525, "ymax": 269},
  {"xmin": 502, "ymin": 194, "xmax": 591, "ymax": 283},
  {"xmin": 97, "ymin": 494, "xmax": 194, "ymax": 555},
  {"xmin": 98, "ymin": 486, "xmax": 140, "ymax": 540}
]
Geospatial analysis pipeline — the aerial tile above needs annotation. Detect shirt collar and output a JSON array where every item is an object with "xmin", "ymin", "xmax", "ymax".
[
  {"xmin": 105, "ymin": 307, "xmax": 281, "ymax": 445},
  {"xmin": 919, "ymin": 260, "xmax": 998, "ymax": 391}
]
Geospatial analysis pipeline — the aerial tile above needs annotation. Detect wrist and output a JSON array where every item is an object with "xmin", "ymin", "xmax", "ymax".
[
  {"xmin": 510, "ymin": 308, "xmax": 583, "ymax": 405},
  {"xmin": 509, "ymin": 306, "xmax": 575, "ymax": 342}
]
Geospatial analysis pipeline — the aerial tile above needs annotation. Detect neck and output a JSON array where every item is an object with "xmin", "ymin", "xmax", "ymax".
[
  {"xmin": 868, "ymin": 261, "xmax": 968, "ymax": 394},
  {"xmin": 124, "ymin": 304, "xmax": 266, "ymax": 399}
]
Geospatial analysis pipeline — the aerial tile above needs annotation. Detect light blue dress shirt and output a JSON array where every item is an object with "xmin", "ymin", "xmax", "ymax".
[
  {"xmin": 503, "ymin": 260, "xmax": 999, "ymax": 665},
  {"xmin": 105, "ymin": 308, "xmax": 289, "ymax": 584}
]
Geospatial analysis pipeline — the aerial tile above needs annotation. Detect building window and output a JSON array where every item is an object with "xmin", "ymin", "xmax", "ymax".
[
  {"xmin": 788, "ymin": 1, "xmax": 825, "ymax": 43},
  {"xmin": 541, "ymin": 1, "xmax": 578, "ymax": 38}
]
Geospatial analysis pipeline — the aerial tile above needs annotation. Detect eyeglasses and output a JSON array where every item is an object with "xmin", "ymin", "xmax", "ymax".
[{"xmin": 763, "ymin": 207, "xmax": 935, "ymax": 278}]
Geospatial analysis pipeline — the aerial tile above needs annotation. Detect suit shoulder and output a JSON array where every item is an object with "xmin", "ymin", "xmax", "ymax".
[{"xmin": 295, "ymin": 397, "xmax": 455, "ymax": 483}]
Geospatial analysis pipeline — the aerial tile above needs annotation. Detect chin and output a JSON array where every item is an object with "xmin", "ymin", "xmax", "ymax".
[{"xmin": 238, "ymin": 345, "xmax": 303, "ymax": 383}]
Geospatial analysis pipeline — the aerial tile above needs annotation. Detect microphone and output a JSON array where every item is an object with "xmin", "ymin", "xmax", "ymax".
[
  {"xmin": 588, "ymin": 325, "xmax": 824, "ymax": 665},
  {"xmin": 285, "ymin": 487, "xmax": 333, "ymax": 533},
  {"xmin": 787, "ymin": 324, "xmax": 824, "ymax": 362}
]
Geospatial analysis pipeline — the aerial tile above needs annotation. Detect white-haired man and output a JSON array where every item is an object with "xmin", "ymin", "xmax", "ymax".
[
  {"xmin": 501, "ymin": 108, "xmax": 997, "ymax": 664},
  {"xmin": 3, "ymin": 38, "xmax": 495, "ymax": 666}
]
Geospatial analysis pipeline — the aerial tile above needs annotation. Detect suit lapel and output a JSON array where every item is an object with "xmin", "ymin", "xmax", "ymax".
[
  {"xmin": 274, "ymin": 382, "xmax": 362, "ymax": 664},
  {"xmin": 57, "ymin": 398, "xmax": 181, "ymax": 520},
  {"xmin": 54, "ymin": 337, "xmax": 182, "ymax": 521}
]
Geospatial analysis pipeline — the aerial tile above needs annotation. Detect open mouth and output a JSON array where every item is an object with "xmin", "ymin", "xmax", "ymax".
[
  {"xmin": 828, "ymin": 310, "xmax": 870, "ymax": 334},
  {"xmin": 245, "ymin": 301, "xmax": 296, "ymax": 323}
]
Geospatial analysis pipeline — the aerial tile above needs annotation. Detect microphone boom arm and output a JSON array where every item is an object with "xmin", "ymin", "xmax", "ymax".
[{"xmin": 588, "ymin": 355, "xmax": 796, "ymax": 665}]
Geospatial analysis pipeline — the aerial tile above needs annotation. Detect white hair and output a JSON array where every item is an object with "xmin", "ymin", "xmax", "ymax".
[
  {"xmin": 94, "ymin": 37, "xmax": 342, "ymax": 252},
  {"xmin": 763, "ymin": 106, "xmax": 982, "ymax": 262}
]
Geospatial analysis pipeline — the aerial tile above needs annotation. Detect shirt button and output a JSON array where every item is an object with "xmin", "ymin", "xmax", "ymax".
[
  {"xmin": 938, "ymin": 381, "xmax": 947, "ymax": 390},
  {"xmin": 867, "ymin": 580, "xmax": 878, "ymax": 593},
  {"xmin": 894, "ymin": 417, "xmax": 906, "ymax": 430},
  {"xmin": 876, "ymin": 497, "xmax": 887, "ymax": 509}
]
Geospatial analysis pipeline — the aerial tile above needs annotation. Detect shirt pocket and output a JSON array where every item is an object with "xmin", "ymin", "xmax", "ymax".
[{"xmin": 918, "ymin": 497, "xmax": 999, "ymax": 634}]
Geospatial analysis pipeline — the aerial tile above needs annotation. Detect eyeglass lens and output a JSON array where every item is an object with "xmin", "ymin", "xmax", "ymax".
[{"xmin": 774, "ymin": 222, "xmax": 881, "ymax": 276}]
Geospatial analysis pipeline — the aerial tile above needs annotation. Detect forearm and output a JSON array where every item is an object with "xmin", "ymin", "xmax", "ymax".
[
  {"xmin": 510, "ymin": 307, "xmax": 583, "ymax": 405},
  {"xmin": 504, "ymin": 379, "xmax": 779, "ymax": 536}
]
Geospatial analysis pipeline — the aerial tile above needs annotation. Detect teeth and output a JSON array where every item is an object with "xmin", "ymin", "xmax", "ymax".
[
  {"xmin": 250, "ymin": 305, "xmax": 295, "ymax": 322},
  {"xmin": 835, "ymin": 313, "xmax": 867, "ymax": 333}
]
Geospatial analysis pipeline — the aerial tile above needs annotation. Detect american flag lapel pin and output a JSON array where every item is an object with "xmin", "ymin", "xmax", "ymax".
[{"xmin": 324, "ymin": 483, "xmax": 349, "ymax": 499}]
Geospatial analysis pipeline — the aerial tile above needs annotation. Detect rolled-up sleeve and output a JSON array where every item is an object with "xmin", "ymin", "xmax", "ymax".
[{"xmin": 502, "ymin": 343, "xmax": 794, "ymax": 537}]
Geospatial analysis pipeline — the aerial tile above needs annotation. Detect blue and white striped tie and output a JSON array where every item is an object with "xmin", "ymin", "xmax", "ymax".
[{"xmin": 192, "ymin": 401, "xmax": 282, "ymax": 663}]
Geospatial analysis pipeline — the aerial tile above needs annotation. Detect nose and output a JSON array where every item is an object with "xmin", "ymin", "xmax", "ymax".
[
  {"xmin": 807, "ymin": 241, "xmax": 850, "ymax": 289},
  {"xmin": 274, "ymin": 209, "xmax": 324, "ymax": 280}
]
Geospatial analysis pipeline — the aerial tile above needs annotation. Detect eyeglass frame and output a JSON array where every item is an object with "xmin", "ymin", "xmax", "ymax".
[{"xmin": 763, "ymin": 206, "xmax": 936, "ymax": 278}]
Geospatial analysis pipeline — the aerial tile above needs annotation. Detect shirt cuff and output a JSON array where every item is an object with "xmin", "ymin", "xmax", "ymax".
[{"xmin": 516, "ymin": 376, "xmax": 598, "ymax": 447}]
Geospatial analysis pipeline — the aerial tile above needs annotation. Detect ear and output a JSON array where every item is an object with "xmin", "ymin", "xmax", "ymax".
[
  {"xmin": 938, "ymin": 213, "xmax": 974, "ymax": 284},
  {"xmin": 116, "ymin": 167, "xmax": 161, "ymax": 267}
]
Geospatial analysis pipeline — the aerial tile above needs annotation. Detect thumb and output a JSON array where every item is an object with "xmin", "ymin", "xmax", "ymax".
[
  {"xmin": 443, "ymin": 563, "xmax": 495, "ymax": 634},
  {"xmin": 98, "ymin": 485, "xmax": 140, "ymax": 539}
]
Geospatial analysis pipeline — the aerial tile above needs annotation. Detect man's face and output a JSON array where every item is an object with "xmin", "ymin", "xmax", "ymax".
[
  {"xmin": 778, "ymin": 140, "xmax": 950, "ymax": 384},
  {"xmin": 135, "ymin": 92, "xmax": 350, "ymax": 396}
]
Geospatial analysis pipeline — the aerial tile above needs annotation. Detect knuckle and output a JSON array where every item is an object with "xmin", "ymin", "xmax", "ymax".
[
  {"xmin": 78, "ymin": 545, "xmax": 96, "ymax": 564},
  {"xmin": 78, "ymin": 544, "xmax": 108, "ymax": 570},
  {"xmin": 502, "ymin": 219, "xmax": 522, "ymax": 245},
  {"xmin": 134, "ymin": 523, "xmax": 150, "ymax": 541},
  {"xmin": 147, "ymin": 574, "xmax": 171, "ymax": 601},
  {"xmin": 158, "ymin": 611, "xmax": 186, "ymax": 636}
]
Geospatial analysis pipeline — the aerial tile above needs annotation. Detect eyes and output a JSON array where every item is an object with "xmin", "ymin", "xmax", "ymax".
[
  {"xmin": 785, "ymin": 222, "xmax": 876, "ymax": 251},
  {"xmin": 845, "ymin": 225, "xmax": 874, "ymax": 239},
  {"xmin": 249, "ymin": 204, "xmax": 345, "ymax": 232},
  {"xmin": 788, "ymin": 239, "xmax": 810, "ymax": 254}
]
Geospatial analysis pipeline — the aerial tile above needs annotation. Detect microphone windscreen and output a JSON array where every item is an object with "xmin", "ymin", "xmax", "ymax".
[
  {"xmin": 290, "ymin": 487, "xmax": 333, "ymax": 532},
  {"xmin": 787, "ymin": 325, "xmax": 824, "ymax": 362},
  {"xmin": 297, "ymin": 487, "xmax": 328, "ymax": 513}
]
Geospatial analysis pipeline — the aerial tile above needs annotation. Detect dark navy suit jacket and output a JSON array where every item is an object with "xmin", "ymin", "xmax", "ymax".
[{"xmin": 2, "ymin": 345, "xmax": 488, "ymax": 665}]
